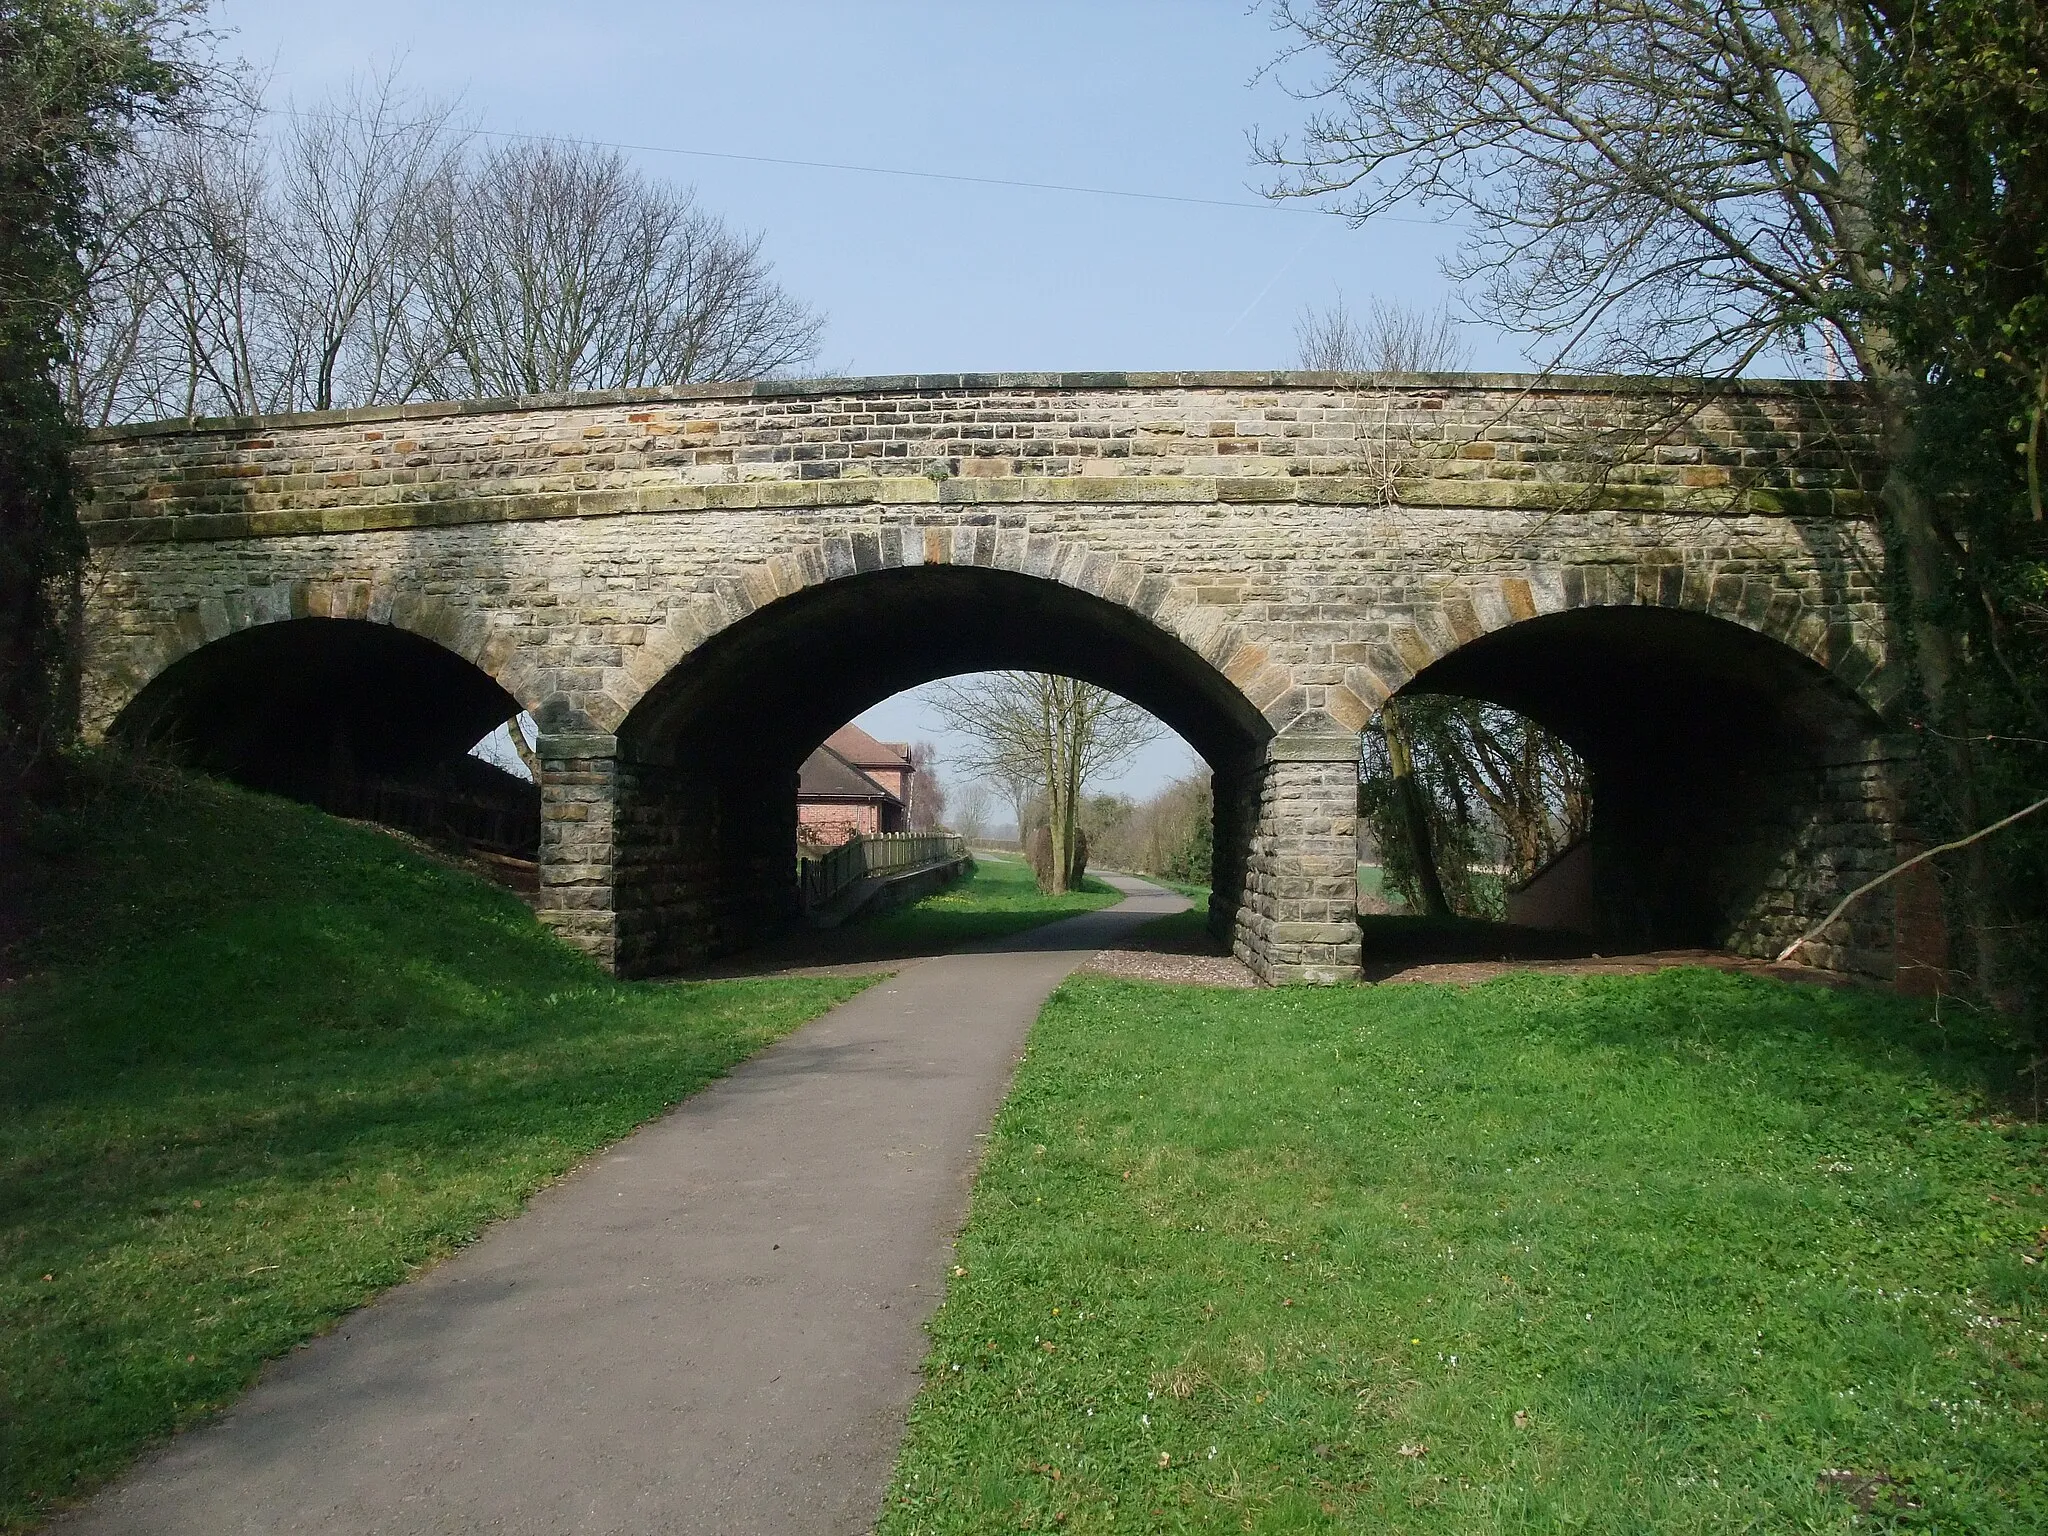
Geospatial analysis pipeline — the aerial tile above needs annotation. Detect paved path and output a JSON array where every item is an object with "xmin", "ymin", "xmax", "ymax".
[{"xmin": 60, "ymin": 876, "xmax": 1186, "ymax": 1536}]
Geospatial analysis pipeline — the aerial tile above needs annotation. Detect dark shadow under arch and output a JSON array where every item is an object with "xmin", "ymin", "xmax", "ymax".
[
  {"xmin": 113, "ymin": 618, "xmax": 536, "ymax": 854},
  {"xmin": 620, "ymin": 563, "xmax": 1272, "ymax": 774},
  {"xmin": 1397, "ymin": 605, "xmax": 1897, "ymax": 959},
  {"xmin": 605, "ymin": 564, "xmax": 1274, "ymax": 973}
]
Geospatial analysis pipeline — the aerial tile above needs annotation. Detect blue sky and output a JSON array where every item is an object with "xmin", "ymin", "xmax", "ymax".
[{"xmin": 220, "ymin": 1, "xmax": 1495, "ymax": 796}]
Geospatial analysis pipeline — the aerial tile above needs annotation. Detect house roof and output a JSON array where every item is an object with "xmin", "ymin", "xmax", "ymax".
[
  {"xmin": 824, "ymin": 723, "xmax": 912, "ymax": 771},
  {"xmin": 798, "ymin": 744, "xmax": 902, "ymax": 804}
]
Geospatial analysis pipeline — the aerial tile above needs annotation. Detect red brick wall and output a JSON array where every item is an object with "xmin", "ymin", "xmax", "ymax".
[{"xmin": 798, "ymin": 800, "xmax": 880, "ymax": 845}]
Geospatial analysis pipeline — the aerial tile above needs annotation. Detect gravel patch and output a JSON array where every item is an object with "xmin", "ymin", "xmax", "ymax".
[
  {"xmin": 1370, "ymin": 947, "xmax": 1856, "ymax": 989},
  {"xmin": 1079, "ymin": 947, "xmax": 1259, "ymax": 987}
]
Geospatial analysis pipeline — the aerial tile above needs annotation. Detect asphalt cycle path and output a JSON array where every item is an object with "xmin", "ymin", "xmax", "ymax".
[{"xmin": 60, "ymin": 874, "xmax": 1188, "ymax": 1536}]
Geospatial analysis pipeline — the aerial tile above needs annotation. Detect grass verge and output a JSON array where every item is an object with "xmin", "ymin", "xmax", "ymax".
[
  {"xmin": 1, "ymin": 769, "xmax": 868, "ymax": 1531},
  {"xmin": 882, "ymin": 970, "xmax": 2047, "ymax": 1533},
  {"xmin": 854, "ymin": 854, "xmax": 1122, "ymax": 954}
]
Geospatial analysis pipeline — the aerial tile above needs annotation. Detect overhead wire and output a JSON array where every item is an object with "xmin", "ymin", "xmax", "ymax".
[{"xmin": 274, "ymin": 106, "xmax": 1443, "ymax": 225}]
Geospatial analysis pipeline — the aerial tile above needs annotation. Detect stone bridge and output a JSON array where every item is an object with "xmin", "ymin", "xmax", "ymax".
[{"xmin": 73, "ymin": 371, "xmax": 1920, "ymax": 985}]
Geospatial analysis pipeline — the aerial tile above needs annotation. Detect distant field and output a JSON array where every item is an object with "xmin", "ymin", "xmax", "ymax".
[
  {"xmin": 882, "ymin": 969, "xmax": 2048, "ymax": 1533},
  {"xmin": 1358, "ymin": 863, "xmax": 1403, "ymax": 910},
  {"xmin": 1, "ymin": 770, "xmax": 868, "ymax": 1531},
  {"xmin": 856, "ymin": 853, "xmax": 1121, "ymax": 953}
]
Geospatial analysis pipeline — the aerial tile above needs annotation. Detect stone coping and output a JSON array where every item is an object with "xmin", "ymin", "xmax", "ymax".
[
  {"xmin": 80, "ymin": 473, "xmax": 1873, "ymax": 546},
  {"xmin": 83, "ymin": 370, "xmax": 1871, "ymax": 442}
]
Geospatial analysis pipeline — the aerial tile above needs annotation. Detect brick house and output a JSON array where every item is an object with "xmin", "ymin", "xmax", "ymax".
[
  {"xmin": 827, "ymin": 725, "xmax": 916, "ymax": 805},
  {"xmin": 797, "ymin": 725, "xmax": 913, "ymax": 846}
]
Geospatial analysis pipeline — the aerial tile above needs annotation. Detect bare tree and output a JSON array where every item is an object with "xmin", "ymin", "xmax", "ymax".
[
  {"xmin": 64, "ymin": 76, "xmax": 267, "ymax": 424},
  {"xmin": 927, "ymin": 672, "xmax": 1162, "ymax": 893},
  {"xmin": 1263, "ymin": 2, "xmax": 1887, "ymax": 379},
  {"xmin": 267, "ymin": 72, "xmax": 462, "ymax": 410},
  {"xmin": 904, "ymin": 740, "xmax": 947, "ymax": 831},
  {"xmin": 1362, "ymin": 696, "xmax": 1590, "ymax": 920},
  {"xmin": 1259, "ymin": 2, "xmax": 1964, "ymax": 719},
  {"xmin": 993, "ymin": 765, "xmax": 1036, "ymax": 845},
  {"xmin": 414, "ymin": 139, "xmax": 822, "ymax": 396},
  {"xmin": 64, "ymin": 73, "xmax": 458, "ymax": 420},
  {"xmin": 948, "ymin": 779, "xmax": 992, "ymax": 841},
  {"xmin": 1445, "ymin": 702, "xmax": 1591, "ymax": 883},
  {"xmin": 64, "ymin": 70, "xmax": 825, "ymax": 424},
  {"xmin": 1294, "ymin": 294, "xmax": 1470, "ymax": 372},
  {"xmin": 156, "ymin": 107, "xmax": 285, "ymax": 417},
  {"xmin": 64, "ymin": 148, "xmax": 182, "ymax": 426}
]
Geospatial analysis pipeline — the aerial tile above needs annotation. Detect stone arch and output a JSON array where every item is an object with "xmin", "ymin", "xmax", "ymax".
[
  {"xmin": 104, "ymin": 596, "xmax": 548, "ymax": 861},
  {"xmin": 1334, "ymin": 560, "xmax": 1901, "ymax": 731},
  {"xmin": 1343, "ymin": 569, "xmax": 1909, "ymax": 978},
  {"xmin": 559, "ymin": 532, "xmax": 1293, "ymax": 979},
  {"xmin": 88, "ymin": 575, "xmax": 545, "ymax": 742},
  {"xmin": 571, "ymin": 524, "xmax": 1291, "ymax": 738}
]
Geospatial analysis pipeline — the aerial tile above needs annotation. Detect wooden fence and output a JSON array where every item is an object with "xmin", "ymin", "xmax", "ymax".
[{"xmin": 797, "ymin": 831, "xmax": 965, "ymax": 913}]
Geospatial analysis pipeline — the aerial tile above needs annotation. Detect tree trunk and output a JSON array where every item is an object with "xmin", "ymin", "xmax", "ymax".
[
  {"xmin": 1049, "ymin": 685, "xmax": 1084, "ymax": 893},
  {"xmin": 1384, "ymin": 702, "xmax": 1450, "ymax": 918},
  {"xmin": 1066, "ymin": 697, "xmax": 1086, "ymax": 890},
  {"xmin": 1873, "ymin": 374, "xmax": 1995, "ymax": 988},
  {"xmin": 505, "ymin": 713, "xmax": 540, "ymax": 779}
]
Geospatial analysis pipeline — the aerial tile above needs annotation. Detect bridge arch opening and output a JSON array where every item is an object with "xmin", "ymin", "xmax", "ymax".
[
  {"xmin": 1380, "ymin": 604, "xmax": 1907, "ymax": 970},
  {"xmin": 594, "ymin": 563, "xmax": 1277, "ymax": 974},
  {"xmin": 110, "ymin": 618, "xmax": 541, "ymax": 861}
]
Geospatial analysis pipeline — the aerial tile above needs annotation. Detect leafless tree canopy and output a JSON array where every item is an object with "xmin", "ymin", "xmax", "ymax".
[
  {"xmin": 1361, "ymin": 696, "xmax": 1591, "ymax": 920},
  {"xmin": 947, "ymin": 779, "xmax": 993, "ymax": 841},
  {"xmin": 67, "ymin": 73, "xmax": 463, "ymax": 421},
  {"xmin": 928, "ymin": 672, "xmax": 1162, "ymax": 892},
  {"xmin": 414, "ymin": 140, "xmax": 823, "ymax": 398},
  {"xmin": 1294, "ymin": 294, "xmax": 1471, "ymax": 372},
  {"xmin": 1261, "ymin": 1, "xmax": 1885, "ymax": 378},
  {"xmin": 66, "ymin": 72, "xmax": 822, "ymax": 424},
  {"xmin": 903, "ymin": 741, "xmax": 949, "ymax": 832}
]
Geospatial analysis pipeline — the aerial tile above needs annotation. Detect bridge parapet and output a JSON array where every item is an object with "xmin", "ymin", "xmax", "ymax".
[
  {"xmin": 76, "ymin": 371, "xmax": 1882, "ymax": 547},
  {"xmin": 74, "ymin": 373, "xmax": 1917, "ymax": 986}
]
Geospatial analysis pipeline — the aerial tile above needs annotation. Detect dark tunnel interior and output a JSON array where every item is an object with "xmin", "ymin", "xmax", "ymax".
[
  {"xmin": 1400, "ymin": 606, "xmax": 1882, "ymax": 948},
  {"xmin": 620, "ymin": 563, "xmax": 1273, "ymax": 777},
  {"xmin": 606, "ymin": 564, "xmax": 1275, "ymax": 970},
  {"xmin": 113, "ymin": 619, "xmax": 539, "ymax": 857}
]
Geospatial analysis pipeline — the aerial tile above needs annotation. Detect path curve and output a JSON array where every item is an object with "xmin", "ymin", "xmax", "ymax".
[{"xmin": 57, "ymin": 875, "xmax": 1187, "ymax": 1536}]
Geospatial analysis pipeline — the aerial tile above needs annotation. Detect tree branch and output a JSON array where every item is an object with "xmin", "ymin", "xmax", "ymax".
[{"xmin": 1777, "ymin": 793, "xmax": 2048, "ymax": 964}]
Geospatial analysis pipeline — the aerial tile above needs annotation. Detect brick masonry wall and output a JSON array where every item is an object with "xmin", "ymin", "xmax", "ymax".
[
  {"xmin": 72, "ymin": 374, "xmax": 1909, "ymax": 984},
  {"xmin": 611, "ymin": 759, "xmax": 798, "ymax": 976},
  {"xmin": 1717, "ymin": 748, "xmax": 1914, "ymax": 977},
  {"xmin": 537, "ymin": 738, "xmax": 620, "ymax": 969},
  {"xmin": 798, "ymin": 801, "xmax": 882, "ymax": 845},
  {"xmin": 1235, "ymin": 755, "xmax": 1364, "ymax": 985}
]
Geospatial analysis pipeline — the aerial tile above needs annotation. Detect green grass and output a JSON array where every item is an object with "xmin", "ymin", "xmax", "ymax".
[
  {"xmin": 1359, "ymin": 863, "xmax": 1400, "ymax": 906},
  {"xmin": 882, "ymin": 971, "xmax": 2048, "ymax": 1533},
  {"xmin": 0, "ymin": 770, "xmax": 869, "ymax": 1531},
  {"xmin": 856, "ymin": 853, "xmax": 1121, "ymax": 952}
]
